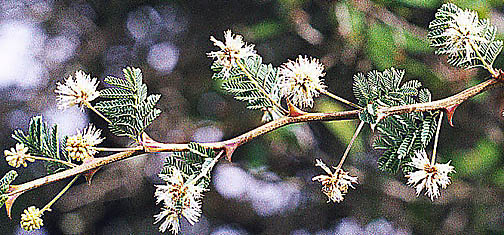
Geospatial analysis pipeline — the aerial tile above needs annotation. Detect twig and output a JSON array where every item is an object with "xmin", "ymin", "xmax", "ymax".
[
  {"xmin": 377, "ymin": 77, "xmax": 501, "ymax": 117},
  {"xmin": 6, "ymin": 76, "xmax": 503, "ymax": 198}
]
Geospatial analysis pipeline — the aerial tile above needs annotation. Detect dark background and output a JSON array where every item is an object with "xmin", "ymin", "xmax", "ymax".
[{"xmin": 0, "ymin": 0, "xmax": 504, "ymax": 234}]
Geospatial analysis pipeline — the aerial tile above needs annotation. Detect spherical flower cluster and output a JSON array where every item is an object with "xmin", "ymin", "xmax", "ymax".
[
  {"xmin": 55, "ymin": 70, "xmax": 100, "ymax": 110},
  {"xmin": 277, "ymin": 55, "xmax": 327, "ymax": 109},
  {"xmin": 20, "ymin": 206, "xmax": 44, "ymax": 231},
  {"xmin": 207, "ymin": 30, "xmax": 256, "ymax": 76},
  {"xmin": 443, "ymin": 10, "xmax": 487, "ymax": 61},
  {"xmin": 4, "ymin": 143, "xmax": 35, "ymax": 168},
  {"xmin": 154, "ymin": 167, "xmax": 206, "ymax": 234},
  {"xmin": 66, "ymin": 125, "xmax": 104, "ymax": 161},
  {"xmin": 405, "ymin": 150, "xmax": 455, "ymax": 201},
  {"xmin": 430, "ymin": 3, "xmax": 489, "ymax": 65},
  {"xmin": 312, "ymin": 159, "xmax": 358, "ymax": 203}
]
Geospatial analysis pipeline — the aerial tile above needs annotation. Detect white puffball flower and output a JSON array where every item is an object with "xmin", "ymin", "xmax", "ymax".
[
  {"xmin": 154, "ymin": 167, "xmax": 206, "ymax": 234},
  {"xmin": 405, "ymin": 150, "xmax": 455, "ymax": 201},
  {"xmin": 55, "ymin": 70, "xmax": 100, "ymax": 110},
  {"xmin": 277, "ymin": 55, "xmax": 327, "ymax": 109}
]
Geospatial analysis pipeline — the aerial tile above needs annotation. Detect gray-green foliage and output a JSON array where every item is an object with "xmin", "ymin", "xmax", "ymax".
[
  {"xmin": 0, "ymin": 170, "xmax": 18, "ymax": 208},
  {"xmin": 353, "ymin": 68, "xmax": 438, "ymax": 173},
  {"xmin": 211, "ymin": 56, "xmax": 284, "ymax": 122},
  {"xmin": 95, "ymin": 67, "xmax": 161, "ymax": 141},
  {"xmin": 12, "ymin": 116, "xmax": 71, "ymax": 174},
  {"xmin": 428, "ymin": 3, "xmax": 503, "ymax": 69},
  {"xmin": 161, "ymin": 143, "xmax": 216, "ymax": 188}
]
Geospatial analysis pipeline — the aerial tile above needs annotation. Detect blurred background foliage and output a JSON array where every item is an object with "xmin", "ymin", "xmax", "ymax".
[{"xmin": 0, "ymin": 0, "xmax": 503, "ymax": 234}]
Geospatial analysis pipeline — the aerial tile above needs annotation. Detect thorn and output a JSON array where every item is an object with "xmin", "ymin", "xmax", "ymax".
[
  {"xmin": 287, "ymin": 101, "xmax": 307, "ymax": 117},
  {"xmin": 445, "ymin": 105, "xmax": 459, "ymax": 127},
  {"xmin": 224, "ymin": 142, "xmax": 239, "ymax": 162},
  {"xmin": 5, "ymin": 185, "xmax": 21, "ymax": 219},
  {"xmin": 494, "ymin": 69, "xmax": 504, "ymax": 81},
  {"xmin": 83, "ymin": 167, "xmax": 101, "ymax": 185},
  {"xmin": 141, "ymin": 133, "xmax": 158, "ymax": 152},
  {"xmin": 141, "ymin": 132, "xmax": 154, "ymax": 144},
  {"xmin": 370, "ymin": 123, "xmax": 376, "ymax": 132}
]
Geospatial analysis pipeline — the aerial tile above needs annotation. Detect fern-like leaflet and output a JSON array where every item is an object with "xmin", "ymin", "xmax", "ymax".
[
  {"xmin": 428, "ymin": 3, "xmax": 503, "ymax": 70},
  {"xmin": 0, "ymin": 170, "xmax": 17, "ymax": 208},
  {"xmin": 211, "ymin": 56, "xmax": 285, "ymax": 122},
  {"xmin": 161, "ymin": 143, "xmax": 216, "ymax": 188},
  {"xmin": 353, "ymin": 68, "xmax": 439, "ymax": 173},
  {"xmin": 12, "ymin": 116, "xmax": 71, "ymax": 174},
  {"xmin": 95, "ymin": 67, "xmax": 162, "ymax": 141}
]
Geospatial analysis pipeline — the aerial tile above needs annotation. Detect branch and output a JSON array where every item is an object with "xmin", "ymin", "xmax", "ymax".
[
  {"xmin": 377, "ymin": 76, "xmax": 502, "ymax": 120},
  {"xmin": 6, "ymin": 75, "xmax": 503, "ymax": 200},
  {"xmin": 8, "ymin": 150, "xmax": 140, "ymax": 197}
]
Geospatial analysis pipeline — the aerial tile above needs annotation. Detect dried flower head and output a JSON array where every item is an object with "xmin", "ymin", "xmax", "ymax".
[
  {"xmin": 20, "ymin": 206, "xmax": 44, "ymax": 231},
  {"xmin": 66, "ymin": 125, "xmax": 104, "ymax": 161},
  {"xmin": 55, "ymin": 70, "xmax": 100, "ymax": 110},
  {"xmin": 154, "ymin": 167, "xmax": 206, "ymax": 234},
  {"xmin": 429, "ymin": 3, "xmax": 490, "ymax": 65},
  {"xmin": 405, "ymin": 150, "xmax": 455, "ymax": 201},
  {"xmin": 4, "ymin": 143, "xmax": 35, "ymax": 168},
  {"xmin": 278, "ymin": 55, "xmax": 327, "ymax": 109},
  {"xmin": 207, "ymin": 30, "xmax": 256, "ymax": 76},
  {"xmin": 312, "ymin": 159, "xmax": 358, "ymax": 203}
]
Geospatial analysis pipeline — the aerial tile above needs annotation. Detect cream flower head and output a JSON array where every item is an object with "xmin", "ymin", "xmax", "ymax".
[
  {"xmin": 207, "ymin": 30, "xmax": 256, "ymax": 76},
  {"xmin": 405, "ymin": 150, "xmax": 455, "ymax": 201},
  {"xmin": 55, "ymin": 70, "xmax": 100, "ymax": 110},
  {"xmin": 20, "ymin": 206, "xmax": 44, "ymax": 231},
  {"xmin": 66, "ymin": 124, "xmax": 104, "ymax": 161},
  {"xmin": 278, "ymin": 55, "xmax": 327, "ymax": 109},
  {"xmin": 4, "ymin": 143, "xmax": 35, "ymax": 168},
  {"xmin": 429, "ymin": 3, "xmax": 491, "ymax": 66},
  {"xmin": 312, "ymin": 159, "xmax": 358, "ymax": 203},
  {"xmin": 154, "ymin": 167, "xmax": 206, "ymax": 234},
  {"xmin": 442, "ymin": 9, "xmax": 487, "ymax": 62}
]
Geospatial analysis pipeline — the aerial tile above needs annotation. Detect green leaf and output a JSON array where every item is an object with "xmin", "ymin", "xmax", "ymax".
[
  {"xmin": 12, "ymin": 116, "xmax": 71, "ymax": 174},
  {"xmin": 0, "ymin": 171, "xmax": 17, "ymax": 194},
  {"xmin": 103, "ymin": 76, "xmax": 133, "ymax": 90},
  {"xmin": 96, "ymin": 67, "xmax": 162, "ymax": 141},
  {"xmin": 99, "ymin": 88, "xmax": 134, "ymax": 99},
  {"xmin": 0, "ymin": 170, "xmax": 18, "ymax": 209},
  {"xmin": 420, "ymin": 113, "xmax": 438, "ymax": 147},
  {"xmin": 212, "ymin": 56, "xmax": 284, "ymax": 122},
  {"xmin": 160, "ymin": 143, "xmax": 217, "ymax": 187},
  {"xmin": 354, "ymin": 67, "xmax": 439, "ymax": 173}
]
